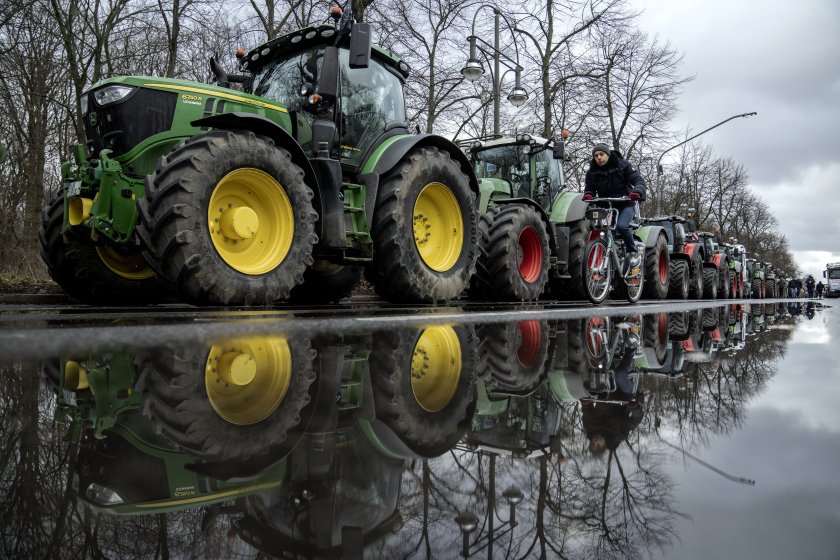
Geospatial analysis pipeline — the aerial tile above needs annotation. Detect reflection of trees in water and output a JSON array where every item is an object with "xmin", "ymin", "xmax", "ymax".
[
  {"xmin": 377, "ymin": 402, "xmax": 681, "ymax": 559},
  {"xmin": 0, "ymin": 362, "xmax": 240, "ymax": 559}
]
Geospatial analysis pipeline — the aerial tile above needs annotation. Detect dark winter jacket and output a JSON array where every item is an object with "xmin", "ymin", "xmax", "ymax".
[{"xmin": 584, "ymin": 150, "xmax": 646, "ymax": 201}]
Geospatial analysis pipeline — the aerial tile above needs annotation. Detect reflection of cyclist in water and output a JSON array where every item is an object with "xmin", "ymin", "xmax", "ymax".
[{"xmin": 581, "ymin": 322, "xmax": 644, "ymax": 455}]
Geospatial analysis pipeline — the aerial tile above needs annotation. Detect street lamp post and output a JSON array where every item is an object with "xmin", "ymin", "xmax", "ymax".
[
  {"xmin": 655, "ymin": 112, "xmax": 757, "ymax": 216},
  {"xmin": 461, "ymin": 6, "xmax": 528, "ymax": 136}
]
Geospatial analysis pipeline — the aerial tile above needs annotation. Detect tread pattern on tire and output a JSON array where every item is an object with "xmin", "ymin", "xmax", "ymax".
[
  {"xmin": 548, "ymin": 218, "xmax": 589, "ymax": 300},
  {"xmin": 667, "ymin": 259, "xmax": 689, "ymax": 300},
  {"xmin": 472, "ymin": 205, "xmax": 550, "ymax": 301},
  {"xmin": 643, "ymin": 234, "xmax": 669, "ymax": 300},
  {"xmin": 703, "ymin": 267, "xmax": 719, "ymax": 299},
  {"xmin": 39, "ymin": 192, "xmax": 170, "ymax": 305},
  {"xmin": 365, "ymin": 147, "xmax": 478, "ymax": 303},
  {"xmin": 137, "ymin": 130, "xmax": 318, "ymax": 306}
]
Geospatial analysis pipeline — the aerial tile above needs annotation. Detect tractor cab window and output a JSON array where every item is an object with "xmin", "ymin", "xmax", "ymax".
[
  {"xmin": 473, "ymin": 145, "xmax": 529, "ymax": 197},
  {"xmin": 829, "ymin": 269, "xmax": 840, "ymax": 279},
  {"xmin": 339, "ymin": 50, "xmax": 406, "ymax": 166},
  {"xmin": 252, "ymin": 46, "xmax": 326, "ymax": 153},
  {"xmin": 533, "ymin": 148, "xmax": 563, "ymax": 206}
]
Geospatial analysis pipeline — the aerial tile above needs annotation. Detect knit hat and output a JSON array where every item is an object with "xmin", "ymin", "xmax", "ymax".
[{"xmin": 592, "ymin": 143, "xmax": 611, "ymax": 157}]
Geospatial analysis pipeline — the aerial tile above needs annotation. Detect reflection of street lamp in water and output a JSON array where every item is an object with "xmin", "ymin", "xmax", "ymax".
[{"xmin": 454, "ymin": 455, "xmax": 525, "ymax": 557}]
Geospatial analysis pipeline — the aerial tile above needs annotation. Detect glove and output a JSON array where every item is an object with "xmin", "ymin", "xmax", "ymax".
[
  {"xmin": 628, "ymin": 191, "xmax": 641, "ymax": 201},
  {"xmin": 582, "ymin": 193, "xmax": 593, "ymax": 201}
]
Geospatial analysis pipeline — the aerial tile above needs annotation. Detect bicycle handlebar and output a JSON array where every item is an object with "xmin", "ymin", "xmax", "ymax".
[{"xmin": 586, "ymin": 196, "xmax": 632, "ymax": 202}]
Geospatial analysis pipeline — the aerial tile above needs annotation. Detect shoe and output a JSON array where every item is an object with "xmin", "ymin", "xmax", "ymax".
[{"xmin": 625, "ymin": 252, "xmax": 641, "ymax": 276}]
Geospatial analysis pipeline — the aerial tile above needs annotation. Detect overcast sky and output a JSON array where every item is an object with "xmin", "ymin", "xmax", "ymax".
[{"xmin": 632, "ymin": 0, "xmax": 840, "ymax": 279}]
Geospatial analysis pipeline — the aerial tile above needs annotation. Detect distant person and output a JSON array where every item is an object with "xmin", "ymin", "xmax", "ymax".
[
  {"xmin": 788, "ymin": 277, "xmax": 800, "ymax": 298},
  {"xmin": 583, "ymin": 143, "xmax": 646, "ymax": 264},
  {"xmin": 806, "ymin": 275, "xmax": 816, "ymax": 298},
  {"xmin": 816, "ymin": 281, "xmax": 825, "ymax": 299}
]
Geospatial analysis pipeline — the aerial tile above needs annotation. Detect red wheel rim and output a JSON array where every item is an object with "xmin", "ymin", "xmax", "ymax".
[
  {"xmin": 658, "ymin": 250, "xmax": 668, "ymax": 283},
  {"xmin": 518, "ymin": 226, "xmax": 543, "ymax": 283},
  {"xmin": 585, "ymin": 317, "xmax": 607, "ymax": 358},
  {"xmin": 657, "ymin": 313, "xmax": 668, "ymax": 341},
  {"xmin": 587, "ymin": 242, "xmax": 606, "ymax": 281},
  {"xmin": 517, "ymin": 321, "xmax": 542, "ymax": 367}
]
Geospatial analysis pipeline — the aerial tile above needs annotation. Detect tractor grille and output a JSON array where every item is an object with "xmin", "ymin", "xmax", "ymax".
[{"xmin": 83, "ymin": 88, "xmax": 177, "ymax": 158}]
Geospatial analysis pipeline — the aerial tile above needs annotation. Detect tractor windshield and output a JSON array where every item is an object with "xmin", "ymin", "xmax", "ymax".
[
  {"xmin": 473, "ymin": 145, "xmax": 530, "ymax": 198},
  {"xmin": 829, "ymin": 269, "xmax": 840, "ymax": 279}
]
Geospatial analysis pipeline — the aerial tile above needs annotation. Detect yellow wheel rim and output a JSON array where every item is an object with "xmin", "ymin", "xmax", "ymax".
[
  {"xmin": 96, "ymin": 245, "xmax": 155, "ymax": 280},
  {"xmin": 208, "ymin": 168, "xmax": 293, "ymax": 275},
  {"xmin": 204, "ymin": 337, "xmax": 292, "ymax": 425},
  {"xmin": 410, "ymin": 326, "xmax": 462, "ymax": 412},
  {"xmin": 412, "ymin": 182, "xmax": 464, "ymax": 272}
]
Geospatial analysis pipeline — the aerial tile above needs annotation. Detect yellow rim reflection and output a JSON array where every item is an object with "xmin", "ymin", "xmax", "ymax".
[
  {"xmin": 205, "ymin": 337, "xmax": 291, "ymax": 425},
  {"xmin": 410, "ymin": 326, "xmax": 462, "ymax": 412}
]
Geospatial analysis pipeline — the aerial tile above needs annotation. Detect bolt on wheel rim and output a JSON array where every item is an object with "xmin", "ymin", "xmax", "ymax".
[
  {"xmin": 412, "ymin": 182, "xmax": 463, "ymax": 272},
  {"xmin": 208, "ymin": 168, "xmax": 293, "ymax": 275}
]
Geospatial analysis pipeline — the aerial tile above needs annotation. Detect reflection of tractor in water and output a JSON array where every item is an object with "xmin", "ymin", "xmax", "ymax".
[
  {"xmin": 47, "ymin": 323, "xmax": 478, "ymax": 556},
  {"xmin": 40, "ymin": 2, "xmax": 480, "ymax": 306}
]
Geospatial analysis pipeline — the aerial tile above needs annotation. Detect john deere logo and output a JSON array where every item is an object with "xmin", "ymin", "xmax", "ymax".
[{"xmin": 181, "ymin": 94, "xmax": 203, "ymax": 106}]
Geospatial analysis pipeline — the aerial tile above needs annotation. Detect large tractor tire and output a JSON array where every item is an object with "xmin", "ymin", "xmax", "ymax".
[
  {"xmin": 38, "ymin": 192, "xmax": 170, "ymax": 305},
  {"xmin": 702, "ymin": 267, "xmax": 719, "ymax": 299},
  {"xmin": 667, "ymin": 259, "xmax": 690, "ymax": 299},
  {"xmin": 137, "ymin": 130, "xmax": 318, "ymax": 306},
  {"xmin": 751, "ymin": 279, "xmax": 762, "ymax": 299},
  {"xmin": 137, "ymin": 336, "xmax": 316, "ymax": 462},
  {"xmin": 366, "ymin": 147, "xmax": 478, "ymax": 303},
  {"xmin": 687, "ymin": 251, "xmax": 704, "ymax": 299},
  {"xmin": 288, "ymin": 261, "xmax": 363, "ymax": 304},
  {"xmin": 368, "ymin": 325, "xmax": 477, "ymax": 455},
  {"xmin": 478, "ymin": 320, "xmax": 550, "ymax": 393},
  {"xmin": 642, "ymin": 233, "xmax": 669, "ymax": 300},
  {"xmin": 718, "ymin": 267, "xmax": 731, "ymax": 299},
  {"xmin": 471, "ymin": 205, "xmax": 550, "ymax": 301},
  {"xmin": 548, "ymin": 218, "xmax": 589, "ymax": 300},
  {"xmin": 668, "ymin": 311, "xmax": 690, "ymax": 341},
  {"xmin": 582, "ymin": 238, "xmax": 612, "ymax": 304}
]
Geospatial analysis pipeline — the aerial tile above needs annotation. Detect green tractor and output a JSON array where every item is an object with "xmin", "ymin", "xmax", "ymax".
[
  {"xmin": 745, "ymin": 257, "xmax": 766, "ymax": 298},
  {"xmin": 463, "ymin": 134, "xmax": 669, "ymax": 301},
  {"xmin": 40, "ymin": 3, "xmax": 479, "ymax": 306}
]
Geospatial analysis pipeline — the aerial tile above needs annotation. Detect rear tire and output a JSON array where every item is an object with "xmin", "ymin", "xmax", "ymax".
[
  {"xmin": 667, "ymin": 259, "xmax": 690, "ymax": 299},
  {"xmin": 39, "ymin": 192, "xmax": 170, "ymax": 305},
  {"xmin": 137, "ymin": 130, "xmax": 318, "ymax": 306},
  {"xmin": 688, "ymin": 251, "xmax": 704, "ymax": 299},
  {"xmin": 703, "ymin": 267, "xmax": 719, "ymax": 299},
  {"xmin": 366, "ymin": 147, "xmax": 478, "ymax": 303},
  {"xmin": 472, "ymin": 205, "xmax": 549, "ymax": 301},
  {"xmin": 719, "ymin": 268, "xmax": 731, "ymax": 299},
  {"xmin": 642, "ymin": 234, "xmax": 669, "ymax": 300},
  {"xmin": 582, "ymin": 238, "xmax": 611, "ymax": 304}
]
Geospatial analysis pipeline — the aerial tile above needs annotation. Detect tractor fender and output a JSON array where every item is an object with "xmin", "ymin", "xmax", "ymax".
[
  {"xmin": 683, "ymin": 242, "xmax": 701, "ymax": 259},
  {"xmin": 634, "ymin": 224, "xmax": 667, "ymax": 248},
  {"xmin": 358, "ymin": 134, "xmax": 478, "ymax": 230},
  {"xmin": 548, "ymin": 191, "xmax": 588, "ymax": 224},
  {"xmin": 191, "ymin": 112, "xmax": 321, "ymax": 213}
]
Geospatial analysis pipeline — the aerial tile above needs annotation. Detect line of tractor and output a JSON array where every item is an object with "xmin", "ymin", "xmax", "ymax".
[{"xmin": 38, "ymin": 4, "xmax": 796, "ymax": 307}]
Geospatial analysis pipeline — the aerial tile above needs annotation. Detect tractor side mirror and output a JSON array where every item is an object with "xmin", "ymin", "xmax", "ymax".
[
  {"xmin": 348, "ymin": 23, "xmax": 371, "ymax": 68},
  {"xmin": 823, "ymin": 271, "xmax": 827, "ymax": 278},
  {"xmin": 552, "ymin": 139, "xmax": 565, "ymax": 160},
  {"xmin": 319, "ymin": 47, "xmax": 340, "ymax": 102}
]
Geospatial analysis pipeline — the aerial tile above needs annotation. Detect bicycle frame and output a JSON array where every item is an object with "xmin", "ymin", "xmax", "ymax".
[{"xmin": 585, "ymin": 197, "xmax": 640, "ymax": 270}]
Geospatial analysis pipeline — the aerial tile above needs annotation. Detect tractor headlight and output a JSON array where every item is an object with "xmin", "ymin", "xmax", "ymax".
[
  {"xmin": 85, "ymin": 483, "xmax": 125, "ymax": 506},
  {"xmin": 93, "ymin": 85, "xmax": 135, "ymax": 106}
]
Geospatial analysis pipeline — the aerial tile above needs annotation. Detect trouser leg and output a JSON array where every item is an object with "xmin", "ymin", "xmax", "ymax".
[{"xmin": 616, "ymin": 205, "xmax": 637, "ymax": 251}]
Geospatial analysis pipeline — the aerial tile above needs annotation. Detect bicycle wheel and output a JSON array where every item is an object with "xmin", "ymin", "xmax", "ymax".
[{"xmin": 583, "ymin": 237, "xmax": 611, "ymax": 304}]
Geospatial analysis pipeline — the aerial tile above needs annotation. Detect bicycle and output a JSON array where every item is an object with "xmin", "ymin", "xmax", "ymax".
[{"xmin": 581, "ymin": 197, "xmax": 645, "ymax": 304}]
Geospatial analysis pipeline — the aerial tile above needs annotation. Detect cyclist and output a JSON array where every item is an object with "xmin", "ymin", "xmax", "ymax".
[{"xmin": 582, "ymin": 143, "xmax": 646, "ymax": 268}]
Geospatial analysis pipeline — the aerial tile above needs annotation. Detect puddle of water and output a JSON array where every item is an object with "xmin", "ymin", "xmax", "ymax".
[{"xmin": 0, "ymin": 302, "xmax": 836, "ymax": 559}]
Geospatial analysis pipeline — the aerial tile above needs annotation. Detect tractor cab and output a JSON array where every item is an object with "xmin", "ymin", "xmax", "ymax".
[
  {"xmin": 242, "ymin": 24, "xmax": 410, "ymax": 168},
  {"xmin": 465, "ymin": 134, "xmax": 567, "ymax": 209},
  {"xmin": 642, "ymin": 216, "xmax": 688, "ymax": 252}
]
